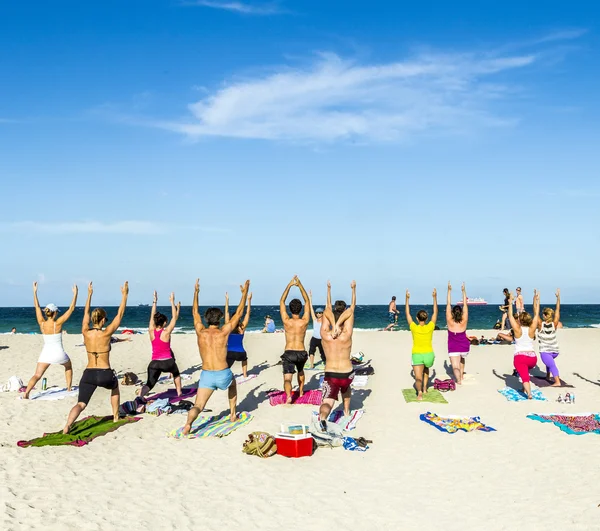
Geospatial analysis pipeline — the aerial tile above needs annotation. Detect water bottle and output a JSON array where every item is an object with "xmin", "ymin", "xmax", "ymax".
[
  {"xmin": 572, "ymin": 393, "xmax": 575, "ymax": 404},
  {"xmin": 42, "ymin": 378, "xmax": 47, "ymax": 391}
]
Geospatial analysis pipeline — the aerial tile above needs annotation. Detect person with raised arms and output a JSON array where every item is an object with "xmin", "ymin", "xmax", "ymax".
[
  {"xmin": 63, "ymin": 281, "xmax": 128, "ymax": 433},
  {"xmin": 406, "ymin": 288, "xmax": 438, "ymax": 401},
  {"xmin": 224, "ymin": 290, "xmax": 252, "ymax": 378},
  {"xmin": 137, "ymin": 291, "xmax": 182, "ymax": 398},
  {"xmin": 318, "ymin": 280, "xmax": 356, "ymax": 430},
  {"xmin": 308, "ymin": 290, "xmax": 325, "ymax": 368},
  {"xmin": 23, "ymin": 282, "xmax": 78, "ymax": 399},
  {"xmin": 182, "ymin": 279, "xmax": 250, "ymax": 436},
  {"xmin": 538, "ymin": 289, "xmax": 562, "ymax": 386},
  {"xmin": 279, "ymin": 276, "xmax": 311, "ymax": 403},
  {"xmin": 508, "ymin": 289, "xmax": 540, "ymax": 399},
  {"xmin": 446, "ymin": 282, "xmax": 470, "ymax": 385}
]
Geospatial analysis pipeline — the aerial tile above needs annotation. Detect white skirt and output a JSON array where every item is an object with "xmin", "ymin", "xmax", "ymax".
[{"xmin": 38, "ymin": 334, "xmax": 70, "ymax": 365}]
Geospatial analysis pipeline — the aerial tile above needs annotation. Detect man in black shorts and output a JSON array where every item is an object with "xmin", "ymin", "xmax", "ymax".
[{"xmin": 280, "ymin": 276, "xmax": 311, "ymax": 403}]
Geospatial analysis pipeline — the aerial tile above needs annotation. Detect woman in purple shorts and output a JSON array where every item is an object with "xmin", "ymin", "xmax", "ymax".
[
  {"xmin": 446, "ymin": 282, "xmax": 470, "ymax": 385},
  {"xmin": 538, "ymin": 289, "xmax": 562, "ymax": 387}
]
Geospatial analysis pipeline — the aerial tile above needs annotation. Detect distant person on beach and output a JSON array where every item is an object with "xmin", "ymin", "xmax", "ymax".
[
  {"xmin": 137, "ymin": 291, "xmax": 182, "ymax": 399},
  {"xmin": 538, "ymin": 289, "xmax": 562, "ymax": 387},
  {"xmin": 63, "ymin": 281, "xmax": 128, "ymax": 433},
  {"xmin": 279, "ymin": 276, "xmax": 311, "ymax": 403},
  {"xmin": 224, "ymin": 290, "xmax": 252, "ymax": 378},
  {"xmin": 23, "ymin": 282, "xmax": 78, "ymax": 399},
  {"xmin": 405, "ymin": 288, "xmax": 438, "ymax": 401},
  {"xmin": 384, "ymin": 296, "xmax": 399, "ymax": 331},
  {"xmin": 508, "ymin": 289, "xmax": 540, "ymax": 399},
  {"xmin": 499, "ymin": 288, "xmax": 510, "ymax": 330},
  {"xmin": 515, "ymin": 287, "xmax": 524, "ymax": 315},
  {"xmin": 182, "ymin": 279, "xmax": 249, "ymax": 436},
  {"xmin": 318, "ymin": 280, "xmax": 356, "ymax": 429},
  {"xmin": 262, "ymin": 315, "xmax": 275, "ymax": 333},
  {"xmin": 10, "ymin": 327, "xmax": 16, "ymax": 334},
  {"xmin": 308, "ymin": 290, "xmax": 325, "ymax": 368},
  {"xmin": 446, "ymin": 282, "xmax": 469, "ymax": 385}
]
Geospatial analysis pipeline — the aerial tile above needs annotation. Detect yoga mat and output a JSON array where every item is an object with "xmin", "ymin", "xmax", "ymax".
[
  {"xmin": 268, "ymin": 389, "xmax": 322, "ymax": 406},
  {"xmin": 312, "ymin": 409, "xmax": 365, "ymax": 431},
  {"xmin": 530, "ymin": 376, "xmax": 574, "ymax": 388},
  {"xmin": 402, "ymin": 388, "xmax": 448, "ymax": 404},
  {"xmin": 527, "ymin": 413, "xmax": 600, "ymax": 435},
  {"xmin": 30, "ymin": 386, "xmax": 79, "ymax": 401},
  {"xmin": 236, "ymin": 374, "xmax": 257, "ymax": 385},
  {"xmin": 497, "ymin": 387, "xmax": 547, "ymax": 402},
  {"xmin": 420, "ymin": 412, "xmax": 496, "ymax": 434},
  {"xmin": 145, "ymin": 387, "xmax": 197, "ymax": 404},
  {"xmin": 17, "ymin": 416, "xmax": 141, "ymax": 448},
  {"xmin": 168, "ymin": 412, "xmax": 253, "ymax": 439}
]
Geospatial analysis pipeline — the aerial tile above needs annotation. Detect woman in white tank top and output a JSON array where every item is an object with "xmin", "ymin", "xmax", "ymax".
[
  {"xmin": 22, "ymin": 282, "xmax": 78, "ymax": 399},
  {"xmin": 508, "ymin": 289, "xmax": 540, "ymax": 399}
]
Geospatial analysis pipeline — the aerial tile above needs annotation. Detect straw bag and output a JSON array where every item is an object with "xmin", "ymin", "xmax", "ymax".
[{"xmin": 242, "ymin": 432, "xmax": 277, "ymax": 458}]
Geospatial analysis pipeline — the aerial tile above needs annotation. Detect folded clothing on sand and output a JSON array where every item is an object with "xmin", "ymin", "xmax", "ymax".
[
  {"xmin": 498, "ymin": 387, "xmax": 547, "ymax": 402},
  {"xmin": 17, "ymin": 416, "xmax": 141, "ymax": 448},
  {"xmin": 268, "ymin": 389, "xmax": 323, "ymax": 406},
  {"xmin": 527, "ymin": 413, "xmax": 600, "ymax": 435},
  {"xmin": 1, "ymin": 376, "xmax": 23, "ymax": 392},
  {"xmin": 169, "ymin": 412, "xmax": 253, "ymax": 439},
  {"xmin": 29, "ymin": 387, "xmax": 79, "ymax": 401},
  {"xmin": 420, "ymin": 412, "xmax": 496, "ymax": 433}
]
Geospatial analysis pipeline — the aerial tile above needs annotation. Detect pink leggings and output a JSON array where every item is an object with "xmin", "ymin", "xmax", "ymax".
[{"xmin": 513, "ymin": 354, "xmax": 537, "ymax": 383}]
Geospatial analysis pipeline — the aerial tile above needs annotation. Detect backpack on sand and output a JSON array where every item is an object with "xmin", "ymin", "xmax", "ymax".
[{"xmin": 242, "ymin": 432, "xmax": 278, "ymax": 458}]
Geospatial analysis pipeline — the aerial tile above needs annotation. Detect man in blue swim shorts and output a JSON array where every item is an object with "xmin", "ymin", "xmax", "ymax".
[{"xmin": 182, "ymin": 278, "xmax": 250, "ymax": 436}]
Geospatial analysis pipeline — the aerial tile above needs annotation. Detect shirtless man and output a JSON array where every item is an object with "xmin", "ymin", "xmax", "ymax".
[
  {"xmin": 384, "ymin": 296, "xmax": 399, "ymax": 331},
  {"xmin": 515, "ymin": 287, "xmax": 524, "ymax": 316},
  {"xmin": 319, "ymin": 280, "xmax": 356, "ymax": 429},
  {"xmin": 182, "ymin": 279, "xmax": 250, "ymax": 436},
  {"xmin": 280, "ymin": 276, "xmax": 311, "ymax": 403}
]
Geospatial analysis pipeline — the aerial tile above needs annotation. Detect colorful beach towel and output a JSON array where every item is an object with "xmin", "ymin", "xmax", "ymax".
[
  {"xmin": 145, "ymin": 387, "xmax": 197, "ymax": 404},
  {"xmin": 402, "ymin": 388, "xmax": 448, "ymax": 404},
  {"xmin": 498, "ymin": 387, "xmax": 547, "ymax": 402},
  {"xmin": 236, "ymin": 374, "xmax": 258, "ymax": 385},
  {"xmin": 530, "ymin": 376, "xmax": 574, "ymax": 388},
  {"xmin": 526, "ymin": 413, "xmax": 600, "ymax": 435},
  {"xmin": 30, "ymin": 386, "xmax": 79, "ymax": 401},
  {"xmin": 311, "ymin": 409, "xmax": 364, "ymax": 431},
  {"xmin": 17, "ymin": 416, "xmax": 141, "ymax": 448},
  {"xmin": 168, "ymin": 412, "xmax": 253, "ymax": 439},
  {"xmin": 420, "ymin": 412, "xmax": 496, "ymax": 434},
  {"xmin": 268, "ymin": 389, "xmax": 322, "ymax": 406}
]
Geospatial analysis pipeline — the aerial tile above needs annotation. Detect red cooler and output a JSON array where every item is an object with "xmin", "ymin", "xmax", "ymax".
[{"xmin": 276, "ymin": 424, "xmax": 314, "ymax": 458}]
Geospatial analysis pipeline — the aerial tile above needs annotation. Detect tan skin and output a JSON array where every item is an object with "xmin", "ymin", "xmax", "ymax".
[
  {"xmin": 384, "ymin": 297, "xmax": 398, "ymax": 331},
  {"xmin": 405, "ymin": 288, "xmax": 438, "ymax": 401},
  {"xmin": 137, "ymin": 291, "xmax": 182, "ymax": 398},
  {"xmin": 280, "ymin": 275, "xmax": 311, "ymax": 402},
  {"xmin": 225, "ymin": 290, "xmax": 252, "ymax": 378},
  {"xmin": 23, "ymin": 282, "xmax": 78, "ymax": 399},
  {"xmin": 446, "ymin": 282, "xmax": 469, "ymax": 385},
  {"xmin": 308, "ymin": 290, "xmax": 323, "ymax": 369},
  {"xmin": 182, "ymin": 279, "xmax": 250, "ymax": 436},
  {"xmin": 538, "ymin": 288, "xmax": 561, "ymax": 386},
  {"xmin": 508, "ymin": 289, "xmax": 540, "ymax": 399},
  {"xmin": 62, "ymin": 281, "xmax": 129, "ymax": 433},
  {"xmin": 319, "ymin": 280, "xmax": 356, "ymax": 420}
]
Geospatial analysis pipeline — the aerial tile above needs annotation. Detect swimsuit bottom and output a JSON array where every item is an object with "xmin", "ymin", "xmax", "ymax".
[
  {"xmin": 411, "ymin": 352, "xmax": 435, "ymax": 368},
  {"xmin": 198, "ymin": 368, "xmax": 234, "ymax": 391},
  {"xmin": 322, "ymin": 371, "xmax": 355, "ymax": 400},
  {"xmin": 281, "ymin": 350, "xmax": 308, "ymax": 374}
]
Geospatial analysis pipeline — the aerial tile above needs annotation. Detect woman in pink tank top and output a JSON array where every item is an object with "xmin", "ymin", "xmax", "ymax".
[{"xmin": 138, "ymin": 291, "xmax": 182, "ymax": 398}]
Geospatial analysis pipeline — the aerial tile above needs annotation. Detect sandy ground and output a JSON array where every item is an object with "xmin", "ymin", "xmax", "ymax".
[{"xmin": 1, "ymin": 328, "xmax": 600, "ymax": 530}]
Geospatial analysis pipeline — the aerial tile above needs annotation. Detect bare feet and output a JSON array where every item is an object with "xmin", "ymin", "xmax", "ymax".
[
  {"xmin": 182, "ymin": 423, "xmax": 192, "ymax": 436},
  {"xmin": 551, "ymin": 381, "xmax": 562, "ymax": 387},
  {"xmin": 417, "ymin": 392, "xmax": 423, "ymax": 401},
  {"xmin": 343, "ymin": 410, "xmax": 350, "ymax": 417},
  {"xmin": 527, "ymin": 393, "xmax": 533, "ymax": 400},
  {"xmin": 285, "ymin": 394, "xmax": 293, "ymax": 404},
  {"xmin": 230, "ymin": 412, "xmax": 238, "ymax": 422},
  {"xmin": 62, "ymin": 424, "xmax": 71, "ymax": 435},
  {"xmin": 113, "ymin": 414, "xmax": 120, "ymax": 422},
  {"xmin": 22, "ymin": 393, "xmax": 30, "ymax": 400}
]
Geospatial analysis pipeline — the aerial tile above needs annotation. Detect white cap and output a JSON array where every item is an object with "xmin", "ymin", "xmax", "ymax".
[{"xmin": 44, "ymin": 303, "xmax": 59, "ymax": 313}]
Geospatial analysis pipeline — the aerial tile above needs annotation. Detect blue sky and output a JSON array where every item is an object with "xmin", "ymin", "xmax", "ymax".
[{"xmin": 1, "ymin": 0, "xmax": 599, "ymax": 306}]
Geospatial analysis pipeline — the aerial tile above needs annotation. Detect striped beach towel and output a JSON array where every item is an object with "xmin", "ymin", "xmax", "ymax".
[{"xmin": 168, "ymin": 412, "xmax": 253, "ymax": 439}]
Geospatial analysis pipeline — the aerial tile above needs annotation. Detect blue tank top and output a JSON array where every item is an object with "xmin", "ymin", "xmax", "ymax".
[{"xmin": 228, "ymin": 333, "xmax": 245, "ymax": 353}]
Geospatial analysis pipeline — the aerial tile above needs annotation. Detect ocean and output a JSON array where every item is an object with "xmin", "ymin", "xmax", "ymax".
[{"xmin": 2, "ymin": 304, "xmax": 600, "ymax": 335}]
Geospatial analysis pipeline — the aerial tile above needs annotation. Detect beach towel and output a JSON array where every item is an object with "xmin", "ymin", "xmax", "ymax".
[
  {"xmin": 168, "ymin": 412, "xmax": 253, "ymax": 439},
  {"xmin": 236, "ymin": 374, "xmax": 258, "ymax": 385},
  {"xmin": 526, "ymin": 413, "xmax": 600, "ymax": 435},
  {"xmin": 497, "ymin": 387, "xmax": 547, "ymax": 402},
  {"xmin": 402, "ymin": 388, "xmax": 448, "ymax": 404},
  {"xmin": 145, "ymin": 387, "xmax": 197, "ymax": 404},
  {"xmin": 146, "ymin": 398, "xmax": 171, "ymax": 416},
  {"xmin": 343, "ymin": 436, "xmax": 369, "ymax": 452},
  {"xmin": 17, "ymin": 416, "xmax": 141, "ymax": 448},
  {"xmin": 30, "ymin": 386, "xmax": 79, "ymax": 401},
  {"xmin": 419, "ymin": 412, "xmax": 496, "ymax": 434},
  {"xmin": 268, "ymin": 389, "xmax": 322, "ymax": 406},
  {"xmin": 311, "ymin": 409, "xmax": 365, "ymax": 431},
  {"xmin": 304, "ymin": 361, "xmax": 324, "ymax": 371},
  {"xmin": 530, "ymin": 376, "xmax": 574, "ymax": 388}
]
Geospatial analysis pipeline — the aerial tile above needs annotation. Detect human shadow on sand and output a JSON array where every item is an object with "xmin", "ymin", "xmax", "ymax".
[
  {"xmin": 409, "ymin": 368, "xmax": 438, "ymax": 389},
  {"xmin": 572, "ymin": 372, "xmax": 600, "ymax": 387},
  {"xmin": 492, "ymin": 369, "xmax": 523, "ymax": 390},
  {"xmin": 246, "ymin": 361, "xmax": 272, "ymax": 377},
  {"xmin": 234, "ymin": 384, "xmax": 269, "ymax": 414}
]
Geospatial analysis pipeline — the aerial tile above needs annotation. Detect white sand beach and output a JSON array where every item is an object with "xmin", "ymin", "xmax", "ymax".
[{"xmin": 1, "ymin": 329, "xmax": 600, "ymax": 530}]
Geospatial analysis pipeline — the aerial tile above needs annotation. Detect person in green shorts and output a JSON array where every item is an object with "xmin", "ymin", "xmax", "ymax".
[{"xmin": 405, "ymin": 288, "xmax": 438, "ymax": 401}]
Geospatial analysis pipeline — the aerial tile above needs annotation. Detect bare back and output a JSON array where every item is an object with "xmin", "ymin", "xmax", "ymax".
[
  {"xmin": 197, "ymin": 326, "xmax": 230, "ymax": 371},
  {"xmin": 83, "ymin": 329, "xmax": 112, "ymax": 369},
  {"xmin": 388, "ymin": 300, "xmax": 396, "ymax": 312},
  {"xmin": 40, "ymin": 318, "xmax": 64, "ymax": 335},
  {"xmin": 321, "ymin": 327, "xmax": 353, "ymax": 373},
  {"xmin": 447, "ymin": 317, "xmax": 468, "ymax": 333},
  {"xmin": 283, "ymin": 317, "xmax": 309, "ymax": 351}
]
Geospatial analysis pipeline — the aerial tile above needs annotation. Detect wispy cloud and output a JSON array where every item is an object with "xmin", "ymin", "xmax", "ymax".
[
  {"xmin": 181, "ymin": 1, "xmax": 283, "ymax": 15},
  {"xmin": 0, "ymin": 221, "xmax": 230, "ymax": 235}
]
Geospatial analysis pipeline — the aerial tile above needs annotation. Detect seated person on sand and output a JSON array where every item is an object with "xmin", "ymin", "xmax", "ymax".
[
  {"xmin": 405, "ymin": 288, "xmax": 438, "ymax": 401},
  {"xmin": 319, "ymin": 280, "xmax": 356, "ymax": 431},
  {"xmin": 182, "ymin": 279, "xmax": 250, "ymax": 436},
  {"xmin": 224, "ymin": 290, "xmax": 252, "ymax": 378},
  {"xmin": 23, "ymin": 282, "xmax": 78, "ymax": 399},
  {"xmin": 137, "ymin": 291, "xmax": 182, "ymax": 399},
  {"xmin": 279, "ymin": 276, "xmax": 311, "ymax": 403},
  {"xmin": 63, "ymin": 281, "xmax": 128, "ymax": 433},
  {"xmin": 262, "ymin": 315, "xmax": 275, "ymax": 333}
]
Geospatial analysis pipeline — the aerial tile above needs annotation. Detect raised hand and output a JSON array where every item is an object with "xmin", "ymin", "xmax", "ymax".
[
  {"xmin": 248, "ymin": 292, "xmax": 253, "ymax": 302},
  {"xmin": 121, "ymin": 281, "xmax": 129, "ymax": 296},
  {"xmin": 243, "ymin": 280, "xmax": 250, "ymax": 291},
  {"xmin": 292, "ymin": 276, "xmax": 299, "ymax": 286},
  {"xmin": 153, "ymin": 291, "xmax": 158, "ymax": 304},
  {"xmin": 73, "ymin": 284, "xmax": 78, "ymax": 296},
  {"xmin": 194, "ymin": 279, "xmax": 199, "ymax": 292},
  {"xmin": 556, "ymin": 288, "xmax": 560, "ymax": 299},
  {"xmin": 351, "ymin": 280, "xmax": 356, "ymax": 289},
  {"xmin": 406, "ymin": 290, "xmax": 410, "ymax": 300},
  {"xmin": 432, "ymin": 288, "xmax": 437, "ymax": 298},
  {"xmin": 448, "ymin": 281, "xmax": 452, "ymax": 291},
  {"xmin": 33, "ymin": 281, "xmax": 38, "ymax": 293},
  {"xmin": 88, "ymin": 282, "xmax": 93, "ymax": 294},
  {"xmin": 225, "ymin": 292, "xmax": 229, "ymax": 302},
  {"xmin": 461, "ymin": 282, "xmax": 466, "ymax": 292},
  {"xmin": 169, "ymin": 292, "xmax": 175, "ymax": 304},
  {"xmin": 327, "ymin": 280, "xmax": 331, "ymax": 289},
  {"xmin": 176, "ymin": 301, "xmax": 181, "ymax": 312}
]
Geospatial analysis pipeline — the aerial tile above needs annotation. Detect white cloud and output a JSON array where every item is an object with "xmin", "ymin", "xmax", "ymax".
[
  {"xmin": 181, "ymin": 1, "xmax": 282, "ymax": 15},
  {"xmin": 0, "ymin": 221, "xmax": 230, "ymax": 235}
]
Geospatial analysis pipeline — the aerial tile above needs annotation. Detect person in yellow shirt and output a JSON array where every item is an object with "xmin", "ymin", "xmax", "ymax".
[{"xmin": 405, "ymin": 288, "xmax": 438, "ymax": 401}]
